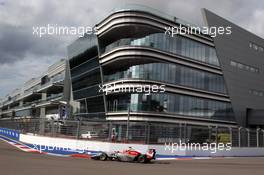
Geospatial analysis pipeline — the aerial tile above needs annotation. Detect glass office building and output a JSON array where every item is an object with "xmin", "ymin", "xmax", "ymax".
[
  {"xmin": 67, "ymin": 4, "xmax": 240, "ymax": 130},
  {"xmin": 67, "ymin": 4, "xmax": 264, "ymax": 135}
]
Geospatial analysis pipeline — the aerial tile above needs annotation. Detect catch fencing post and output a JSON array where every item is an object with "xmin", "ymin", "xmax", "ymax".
[
  {"xmin": 262, "ymin": 130, "xmax": 264, "ymax": 147},
  {"xmin": 246, "ymin": 128, "xmax": 250, "ymax": 147},
  {"xmin": 183, "ymin": 123, "xmax": 187, "ymax": 143},
  {"xmin": 208, "ymin": 126, "xmax": 212, "ymax": 142},
  {"xmin": 146, "ymin": 122, "xmax": 150, "ymax": 144},
  {"xmin": 215, "ymin": 126, "xmax": 218, "ymax": 145},
  {"xmin": 256, "ymin": 128, "xmax": 260, "ymax": 147},
  {"xmin": 229, "ymin": 127, "xmax": 232, "ymax": 145},
  {"xmin": 51, "ymin": 119, "xmax": 55, "ymax": 137},
  {"xmin": 179, "ymin": 123, "xmax": 182, "ymax": 141},
  {"xmin": 76, "ymin": 120, "xmax": 80, "ymax": 139},
  {"xmin": 126, "ymin": 105, "xmax": 130, "ymax": 142},
  {"xmin": 238, "ymin": 127, "xmax": 242, "ymax": 147},
  {"xmin": 108, "ymin": 121, "xmax": 112, "ymax": 141}
]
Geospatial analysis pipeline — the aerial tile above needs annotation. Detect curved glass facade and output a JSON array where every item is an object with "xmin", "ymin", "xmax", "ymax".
[
  {"xmin": 66, "ymin": 12, "xmax": 237, "ymax": 124},
  {"xmin": 68, "ymin": 34, "xmax": 105, "ymax": 119},
  {"xmin": 104, "ymin": 62, "xmax": 227, "ymax": 94},
  {"xmin": 107, "ymin": 93, "xmax": 235, "ymax": 122},
  {"xmin": 102, "ymin": 33, "xmax": 219, "ymax": 66}
]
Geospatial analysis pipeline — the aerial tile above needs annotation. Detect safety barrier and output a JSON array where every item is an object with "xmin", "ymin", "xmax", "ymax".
[
  {"xmin": 0, "ymin": 127, "xmax": 20, "ymax": 141},
  {"xmin": 2, "ymin": 127, "xmax": 264, "ymax": 159}
]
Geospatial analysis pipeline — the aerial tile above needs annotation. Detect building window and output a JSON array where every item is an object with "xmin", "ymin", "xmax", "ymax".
[
  {"xmin": 230, "ymin": 61, "xmax": 237, "ymax": 67},
  {"xmin": 107, "ymin": 93, "xmax": 236, "ymax": 122},
  {"xmin": 249, "ymin": 42, "xmax": 264, "ymax": 53},
  {"xmin": 249, "ymin": 89, "xmax": 264, "ymax": 97},
  {"xmin": 103, "ymin": 33, "xmax": 220, "ymax": 67},
  {"xmin": 230, "ymin": 60, "xmax": 259, "ymax": 74},
  {"xmin": 104, "ymin": 62, "xmax": 227, "ymax": 94}
]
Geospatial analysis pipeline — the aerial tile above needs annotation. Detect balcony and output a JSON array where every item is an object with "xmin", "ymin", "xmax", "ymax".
[
  {"xmin": 101, "ymin": 33, "xmax": 219, "ymax": 67},
  {"xmin": 38, "ymin": 76, "xmax": 64, "ymax": 92}
]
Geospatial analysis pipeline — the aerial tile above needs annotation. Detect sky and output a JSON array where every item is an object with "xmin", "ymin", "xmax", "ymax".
[{"xmin": 0, "ymin": 0, "xmax": 263, "ymax": 98}]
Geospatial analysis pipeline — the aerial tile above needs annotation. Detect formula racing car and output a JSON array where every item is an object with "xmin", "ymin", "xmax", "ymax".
[{"xmin": 91, "ymin": 147, "xmax": 156, "ymax": 163}]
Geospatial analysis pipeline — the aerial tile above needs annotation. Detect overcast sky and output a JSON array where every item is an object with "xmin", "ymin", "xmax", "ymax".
[{"xmin": 0, "ymin": 0, "xmax": 263, "ymax": 98}]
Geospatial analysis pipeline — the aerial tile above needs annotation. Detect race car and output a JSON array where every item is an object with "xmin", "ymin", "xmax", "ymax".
[{"xmin": 91, "ymin": 147, "xmax": 156, "ymax": 163}]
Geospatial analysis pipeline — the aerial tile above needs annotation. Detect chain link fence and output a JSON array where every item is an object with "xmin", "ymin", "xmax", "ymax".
[{"xmin": 0, "ymin": 118, "xmax": 264, "ymax": 147}]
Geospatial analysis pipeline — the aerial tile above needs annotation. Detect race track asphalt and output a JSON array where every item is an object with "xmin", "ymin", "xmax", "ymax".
[{"xmin": 1, "ymin": 140, "xmax": 264, "ymax": 175}]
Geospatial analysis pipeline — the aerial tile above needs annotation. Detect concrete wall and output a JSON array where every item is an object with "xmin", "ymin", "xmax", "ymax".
[
  {"xmin": 1, "ymin": 127, "xmax": 264, "ymax": 158},
  {"xmin": 19, "ymin": 133, "xmax": 264, "ymax": 157}
]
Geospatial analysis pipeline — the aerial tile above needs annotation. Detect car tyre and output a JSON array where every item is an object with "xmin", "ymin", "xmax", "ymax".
[
  {"xmin": 137, "ymin": 155, "xmax": 146, "ymax": 163},
  {"xmin": 99, "ymin": 153, "xmax": 107, "ymax": 161}
]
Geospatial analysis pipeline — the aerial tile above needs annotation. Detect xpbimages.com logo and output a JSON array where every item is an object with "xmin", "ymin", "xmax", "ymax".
[
  {"xmin": 32, "ymin": 24, "xmax": 98, "ymax": 37},
  {"xmin": 99, "ymin": 82, "xmax": 166, "ymax": 95},
  {"xmin": 165, "ymin": 24, "xmax": 232, "ymax": 37},
  {"xmin": 32, "ymin": 143, "xmax": 98, "ymax": 153},
  {"xmin": 164, "ymin": 141, "xmax": 232, "ymax": 154}
]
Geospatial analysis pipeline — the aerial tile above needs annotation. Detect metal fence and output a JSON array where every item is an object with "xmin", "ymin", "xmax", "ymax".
[{"xmin": 0, "ymin": 118, "xmax": 264, "ymax": 147}]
